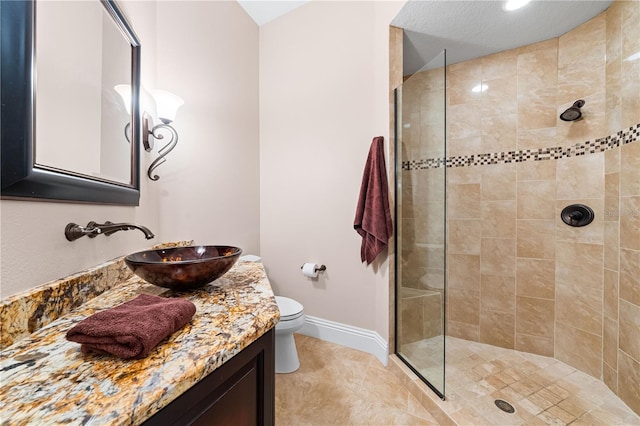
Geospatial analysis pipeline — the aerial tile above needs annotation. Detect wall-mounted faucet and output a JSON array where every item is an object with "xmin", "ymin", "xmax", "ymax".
[{"xmin": 65, "ymin": 221, "xmax": 155, "ymax": 241}]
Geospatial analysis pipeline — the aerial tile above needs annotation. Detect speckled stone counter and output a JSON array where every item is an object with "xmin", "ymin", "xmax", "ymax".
[{"xmin": 0, "ymin": 259, "xmax": 280, "ymax": 425}]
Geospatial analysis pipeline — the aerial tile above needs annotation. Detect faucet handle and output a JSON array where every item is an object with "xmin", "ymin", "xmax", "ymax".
[{"xmin": 64, "ymin": 223, "xmax": 101, "ymax": 241}]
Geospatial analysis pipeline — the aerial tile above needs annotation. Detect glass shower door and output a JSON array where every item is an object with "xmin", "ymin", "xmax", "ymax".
[{"xmin": 395, "ymin": 50, "xmax": 446, "ymax": 398}]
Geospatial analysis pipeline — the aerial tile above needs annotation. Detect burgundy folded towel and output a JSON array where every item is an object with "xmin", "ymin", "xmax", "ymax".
[
  {"xmin": 66, "ymin": 294, "xmax": 196, "ymax": 359},
  {"xmin": 354, "ymin": 136, "xmax": 393, "ymax": 265}
]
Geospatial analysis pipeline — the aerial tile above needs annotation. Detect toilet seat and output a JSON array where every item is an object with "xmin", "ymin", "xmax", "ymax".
[{"xmin": 275, "ymin": 296, "xmax": 304, "ymax": 321}]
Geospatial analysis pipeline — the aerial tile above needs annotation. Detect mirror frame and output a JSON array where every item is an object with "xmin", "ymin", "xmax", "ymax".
[{"xmin": 0, "ymin": 0, "xmax": 141, "ymax": 205}]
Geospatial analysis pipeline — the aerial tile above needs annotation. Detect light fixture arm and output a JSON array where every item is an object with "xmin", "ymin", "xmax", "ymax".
[{"xmin": 146, "ymin": 121, "xmax": 178, "ymax": 181}]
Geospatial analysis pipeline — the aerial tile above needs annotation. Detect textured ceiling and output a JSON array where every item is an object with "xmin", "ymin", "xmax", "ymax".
[
  {"xmin": 393, "ymin": 0, "xmax": 613, "ymax": 74},
  {"xmin": 236, "ymin": 0, "xmax": 613, "ymax": 75}
]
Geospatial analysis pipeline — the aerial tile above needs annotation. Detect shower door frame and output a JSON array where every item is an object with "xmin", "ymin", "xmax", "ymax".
[{"xmin": 393, "ymin": 50, "xmax": 447, "ymax": 401}]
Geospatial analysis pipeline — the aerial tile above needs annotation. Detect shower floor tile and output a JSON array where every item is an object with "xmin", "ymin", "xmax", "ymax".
[{"xmin": 399, "ymin": 336, "xmax": 640, "ymax": 425}]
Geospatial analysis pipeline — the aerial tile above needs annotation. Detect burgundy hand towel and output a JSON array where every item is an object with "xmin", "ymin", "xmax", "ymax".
[
  {"xmin": 354, "ymin": 136, "xmax": 393, "ymax": 264},
  {"xmin": 66, "ymin": 294, "xmax": 196, "ymax": 359}
]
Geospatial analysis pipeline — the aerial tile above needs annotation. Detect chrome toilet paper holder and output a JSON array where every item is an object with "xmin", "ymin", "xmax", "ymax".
[{"xmin": 300, "ymin": 264, "xmax": 326, "ymax": 272}]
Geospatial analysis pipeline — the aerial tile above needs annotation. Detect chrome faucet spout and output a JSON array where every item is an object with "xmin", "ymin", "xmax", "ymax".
[{"xmin": 65, "ymin": 221, "xmax": 155, "ymax": 241}]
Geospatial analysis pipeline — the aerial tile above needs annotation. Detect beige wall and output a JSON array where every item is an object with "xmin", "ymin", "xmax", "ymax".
[
  {"xmin": 0, "ymin": 1, "xmax": 160, "ymax": 299},
  {"xmin": 400, "ymin": 0, "xmax": 639, "ymax": 413},
  {"xmin": 154, "ymin": 1, "xmax": 260, "ymax": 254},
  {"xmin": 259, "ymin": 1, "xmax": 403, "ymax": 339}
]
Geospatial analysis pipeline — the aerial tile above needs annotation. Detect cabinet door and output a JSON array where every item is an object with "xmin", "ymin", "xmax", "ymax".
[
  {"xmin": 190, "ymin": 360, "xmax": 258, "ymax": 426},
  {"xmin": 143, "ymin": 328, "xmax": 274, "ymax": 426}
]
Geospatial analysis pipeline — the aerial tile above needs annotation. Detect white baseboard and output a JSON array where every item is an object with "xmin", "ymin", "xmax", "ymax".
[{"xmin": 298, "ymin": 315, "xmax": 389, "ymax": 366}]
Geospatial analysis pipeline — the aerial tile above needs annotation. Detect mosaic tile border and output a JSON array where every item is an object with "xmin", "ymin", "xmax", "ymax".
[{"xmin": 402, "ymin": 123, "xmax": 639, "ymax": 171}]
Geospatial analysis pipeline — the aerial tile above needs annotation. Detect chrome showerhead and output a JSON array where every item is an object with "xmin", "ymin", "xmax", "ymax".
[{"xmin": 560, "ymin": 99, "xmax": 585, "ymax": 121}]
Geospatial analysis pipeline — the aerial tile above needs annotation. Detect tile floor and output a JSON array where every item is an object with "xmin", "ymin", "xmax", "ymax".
[
  {"xmin": 275, "ymin": 334, "xmax": 439, "ymax": 425},
  {"xmin": 277, "ymin": 334, "xmax": 640, "ymax": 425}
]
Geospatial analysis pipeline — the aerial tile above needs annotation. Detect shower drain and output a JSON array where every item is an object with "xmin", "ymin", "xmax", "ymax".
[{"xmin": 494, "ymin": 399, "xmax": 516, "ymax": 414}]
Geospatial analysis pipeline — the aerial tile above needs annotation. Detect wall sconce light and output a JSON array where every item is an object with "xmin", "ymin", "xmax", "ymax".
[
  {"xmin": 144, "ymin": 89, "xmax": 184, "ymax": 181},
  {"xmin": 115, "ymin": 85, "xmax": 184, "ymax": 181}
]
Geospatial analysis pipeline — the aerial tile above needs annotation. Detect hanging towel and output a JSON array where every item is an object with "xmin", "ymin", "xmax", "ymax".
[
  {"xmin": 354, "ymin": 136, "xmax": 393, "ymax": 264},
  {"xmin": 66, "ymin": 294, "xmax": 196, "ymax": 359}
]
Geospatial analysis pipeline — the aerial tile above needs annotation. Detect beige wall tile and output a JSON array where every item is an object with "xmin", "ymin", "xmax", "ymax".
[
  {"xmin": 481, "ymin": 238, "xmax": 516, "ymax": 276},
  {"xmin": 603, "ymin": 362, "xmax": 618, "ymax": 395},
  {"xmin": 606, "ymin": 0, "xmax": 623, "ymax": 64},
  {"xmin": 605, "ymin": 173, "xmax": 620, "ymax": 222},
  {"xmin": 448, "ymin": 184, "xmax": 481, "ymax": 219},
  {"xmin": 557, "ymin": 14, "xmax": 606, "ymax": 104},
  {"xmin": 517, "ymin": 160, "xmax": 556, "ymax": 181},
  {"xmin": 618, "ymin": 299, "xmax": 640, "ymax": 363},
  {"xmin": 555, "ymin": 322, "xmax": 602, "ymax": 378},
  {"xmin": 518, "ymin": 180, "xmax": 556, "ymax": 220},
  {"xmin": 620, "ymin": 248, "xmax": 640, "ymax": 306},
  {"xmin": 482, "ymin": 201, "xmax": 516, "ymax": 238},
  {"xmin": 517, "ymin": 220, "xmax": 556, "ymax": 259},
  {"xmin": 516, "ymin": 258, "xmax": 555, "ymax": 299},
  {"xmin": 605, "ymin": 146, "xmax": 621, "ymax": 174},
  {"xmin": 556, "ymin": 281, "xmax": 603, "ymax": 336},
  {"xmin": 447, "ymin": 254, "xmax": 480, "ymax": 291},
  {"xmin": 603, "ymin": 316, "xmax": 618, "ymax": 369},
  {"xmin": 618, "ymin": 350, "xmax": 640, "ymax": 415},
  {"xmin": 448, "ymin": 288, "xmax": 480, "ymax": 325},
  {"xmin": 606, "ymin": 60, "xmax": 622, "ymax": 134},
  {"xmin": 448, "ymin": 102, "xmax": 481, "ymax": 140},
  {"xmin": 556, "ymin": 241, "xmax": 604, "ymax": 289},
  {"xmin": 621, "ymin": 60, "xmax": 640, "ymax": 129},
  {"xmin": 448, "ymin": 57, "xmax": 482, "ymax": 82},
  {"xmin": 515, "ymin": 333, "xmax": 554, "ymax": 357},
  {"xmin": 518, "ymin": 87, "xmax": 558, "ymax": 131},
  {"xmin": 481, "ymin": 164, "xmax": 516, "ymax": 201},
  {"xmin": 481, "ymin": 114, "xmax": 517, "ymax": 153},
  {"xmin": 604, "ymin": 268, "xmax": 619, "ymax": 320},
  {"xmin": 448, "ymin": 219, "xmax": 481, "ymax": 254},
  {"xmin": 620, "ymin": 196, "xmax": 640, "ymax": 250},
  {"xmin": 556, "ymin": 154, "xmax": 604, "ymax": 200},
  {"xmin": 482, "ymin": 77, "xmax": 517, "ymax": 118},
  {"xmin": 400, "ymin": 296, "xmax": 424, "ymax": 344},
  {"xmin": 447, "ymin": 320, "xmax": 480, "ymax": 342},
  {"xmin": 482, "ymin": 49, "xmax": 518, "ymax": 81},
  {"xmin": 620, "ymin": 141, "xmax": 640, "ymax": 197},
  {"xmin": 517, "ymin": 128, "xmax": 557, "ymax": 151},
  {"xmin": 604, "ymin": 221, "xmax": 620, "ymax": 270},
  {"xmin": 447, "ymin": 165, "xmax": 481, "ymax": 185},
  {"xmin": 480, "ymin": 310, "xmax": 515, "ymax": 349},
  {"xmin": 481, "ymin": 274, "xmax": 516, "ymax": 313},
  {"xmin": 420, "ymin": 90, "xmax": 446, "ymax": 127},
  {"xmin": 448, "ymin": 78, "xmax": 481, "ymax": 106},
  {"xmin": 517, "ymin": 42, "xmax": 558, "ymax": 89},
  {"xmin": 516, "ymin": 296, "xmax": 554, "ymax": 338}
]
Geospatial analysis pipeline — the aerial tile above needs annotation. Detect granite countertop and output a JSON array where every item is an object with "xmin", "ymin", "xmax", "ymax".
[{"xmin": 0, "ymin": 260, "xmax": 280, "ymax": 425}]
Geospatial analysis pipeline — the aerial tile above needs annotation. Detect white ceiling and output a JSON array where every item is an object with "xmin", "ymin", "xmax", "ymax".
[{"xmin": 237, "ymin": 0, "xmax": 613, "ymax": 75}]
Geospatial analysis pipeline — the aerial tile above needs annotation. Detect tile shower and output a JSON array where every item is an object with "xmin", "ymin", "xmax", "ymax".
[{"xmin": 395, "ymin": 0, "xmax": 640, "ymax": 420}]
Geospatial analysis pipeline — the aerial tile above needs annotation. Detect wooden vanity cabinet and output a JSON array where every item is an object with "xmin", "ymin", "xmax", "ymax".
[{"xmin": 142, "ymin": 328, "xmax": 275, "ymax": 426}]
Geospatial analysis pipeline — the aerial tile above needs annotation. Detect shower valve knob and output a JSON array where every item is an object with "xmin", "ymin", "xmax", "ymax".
[{"xmin": 561, "ymin": 204, "xmax": 594, "ymax": 227}]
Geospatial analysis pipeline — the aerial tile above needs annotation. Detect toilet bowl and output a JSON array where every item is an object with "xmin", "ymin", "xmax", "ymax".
[
  {"xmin": 238, "ymin": 255, "xmax": 305, "ymax": 374},
  {"xmin": 274, "ymin": 296, "xmax": 305, "ymax": 373}
]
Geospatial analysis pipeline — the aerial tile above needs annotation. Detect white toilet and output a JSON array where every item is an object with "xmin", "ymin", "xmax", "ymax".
[
  {"xmin": 239, "ymin": 255, "xmax": 305, "ymax": 374},
  {"xmin": 274, "ymin": 296, "xmax": 305, "ymax": 373}
]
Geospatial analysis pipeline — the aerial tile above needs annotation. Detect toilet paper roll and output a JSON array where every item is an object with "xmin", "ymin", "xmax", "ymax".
[{"xmin": 302, "ymin": 263, "xmax": 319, "ymax": 278}]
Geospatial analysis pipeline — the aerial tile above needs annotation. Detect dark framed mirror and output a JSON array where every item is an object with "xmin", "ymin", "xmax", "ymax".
[{"xmin": 1, "ymin": 0, "xmax": 141, "ymax": 205}]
